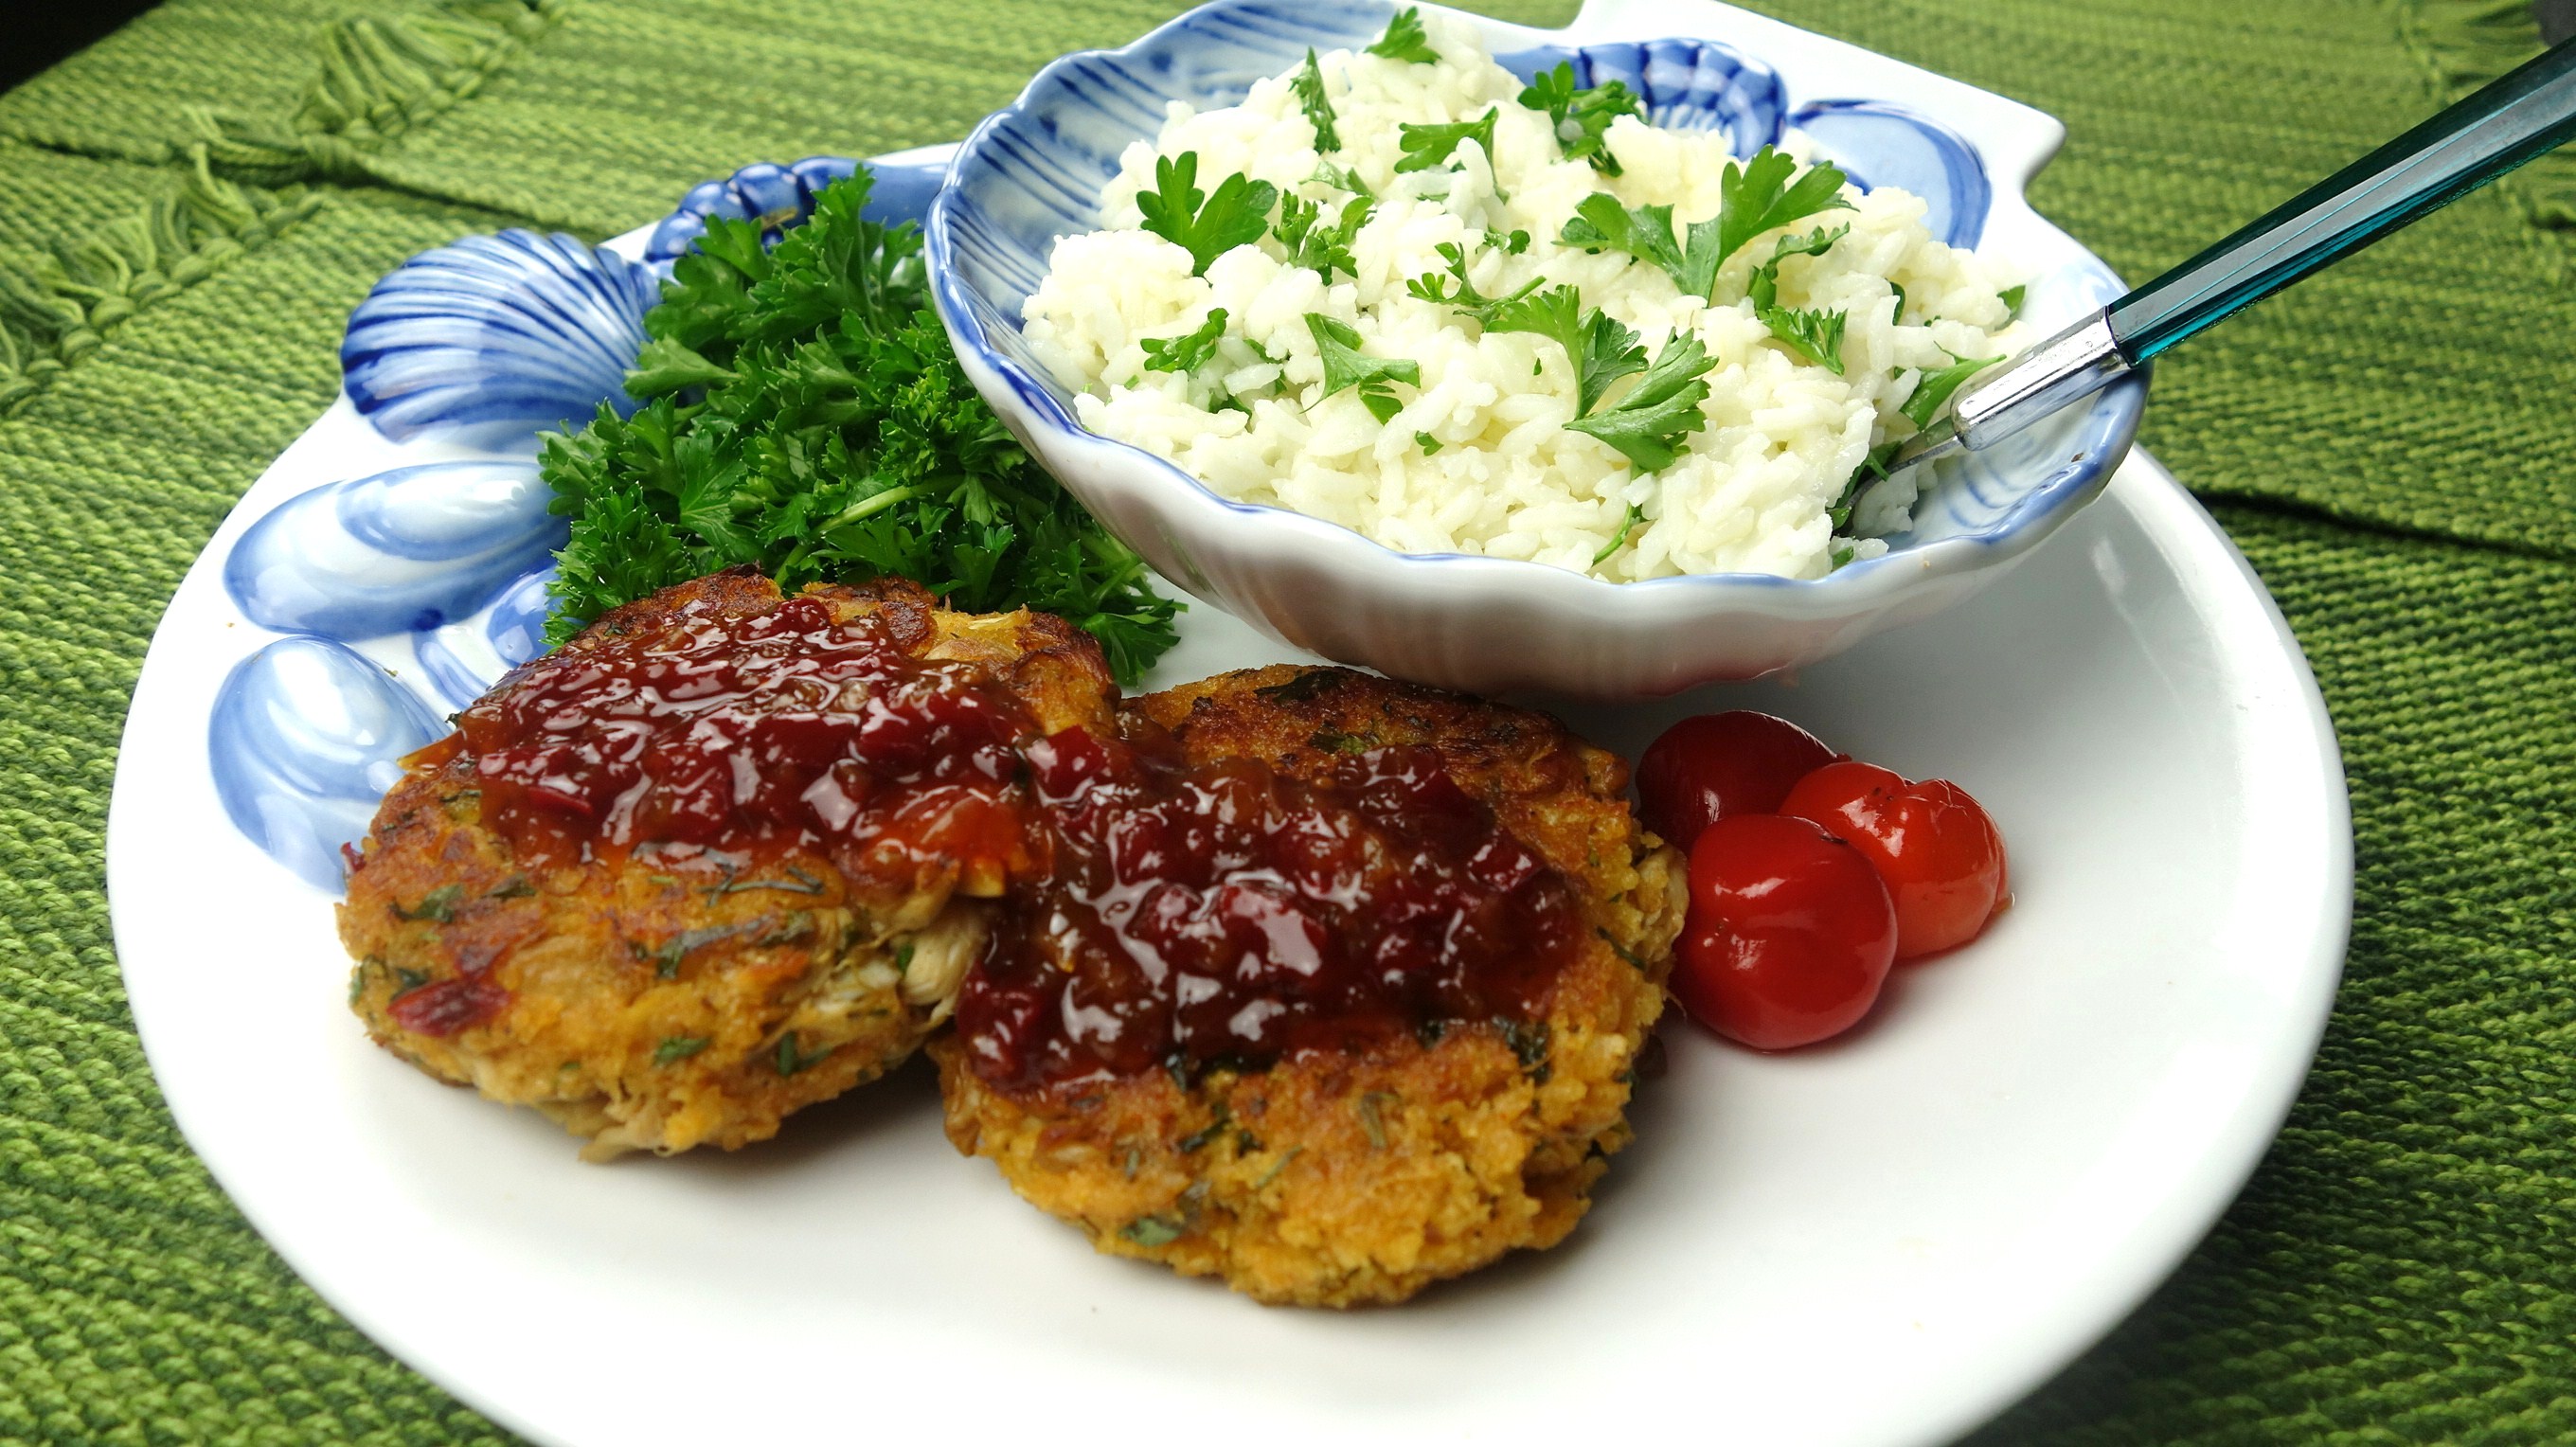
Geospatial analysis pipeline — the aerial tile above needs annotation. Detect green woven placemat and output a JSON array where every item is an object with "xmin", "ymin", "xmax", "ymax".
[{"xmin": 3, "ymin": 0, "xmax": 2573, "ymax": 1441}]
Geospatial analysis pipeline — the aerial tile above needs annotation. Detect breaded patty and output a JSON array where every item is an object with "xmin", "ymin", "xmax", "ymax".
[
  {"xmin": 342, "ymin": 570, "xmax": 1115, "ymax": 1159},
  {"xmin": 933, "ymin": 665, "xmax": 1686, "ymax": 1305}
]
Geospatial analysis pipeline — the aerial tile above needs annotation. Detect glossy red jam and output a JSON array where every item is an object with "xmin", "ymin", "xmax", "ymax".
[
  {"xmin": 955, "ymin": 724, "xmax": 1581, "ymax": 1093},
  {"xmin": 430, "ymin": 582, "xmax": 1582, "ymax": 1090},
  {"xmin": 450, "ymin": 590, "xmax": 1040, "ymax": 884}
]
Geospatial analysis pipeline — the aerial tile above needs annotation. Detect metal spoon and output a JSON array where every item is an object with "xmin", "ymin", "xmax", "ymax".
[{"xmin": 1889, "ymin": 38, "xmax": 2576, "ymax": 478}]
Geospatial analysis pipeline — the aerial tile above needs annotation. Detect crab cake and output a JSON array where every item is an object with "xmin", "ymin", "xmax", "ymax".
[
  {"xmin": 933, "ymin": 666, "xmax": 1686, "ymax": 1306},
  {"xmin": 342, "ymin": 569, "xmax": 1115, "ymax": 1160}
]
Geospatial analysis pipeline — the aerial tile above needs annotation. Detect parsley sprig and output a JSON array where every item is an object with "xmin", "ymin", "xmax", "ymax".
[
  {"xmin": 1136, "ymin": 152, "xmax": 1279, "ymax": 276},
  {"xmin": 1141, "ymin": 310, "xmax": 1229, "ymax": 375},
  {"xmin": 1295, "ymin": 50, "xmax": 1341, "ymax": 152},
  {"xmin": 1562, "ymin": 146, "xmax": 1851, "ymax": 302},
  {"xmin": 1564, "ymin": 332, "xmax": 1716, "ymax": 471},
  {"xmin": 540, "ymin": 170, "xmax": 1182, "ymax": 683},
  {"xmin": 1395, "ymin": 108, "xmax": 1499, "ymax": 174},
  {"xmin": 1745, "ymin": 224, "xmax": 1852, "ymax": 374},
  {"xmin": 1275, "ymin": 193, "xmax": 1372, "ymax": 279},
  {"xmin": 1404, "ymin": 241, "xmax": 1539, "ymax": 317},
  {"xmin": 1518, "ymin": 62, "xmax": 1643, "ymax": 175},
  {"xmin": 1480, "ymin": 284, "xmax": 1649, "ymax": 416},
  {"xmin": 1368, "ymin": 7, "xmax": 1440, "ymax": 63},
  {"xmin": 1305, "ymin": 313, "xmax": 1421, "ymax": 423}
]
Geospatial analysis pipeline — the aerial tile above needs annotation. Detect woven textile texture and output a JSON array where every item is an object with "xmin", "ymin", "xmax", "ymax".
[{"xmin": 2, "ymin": 0, "xmax": 2572, "ymax": 1442}]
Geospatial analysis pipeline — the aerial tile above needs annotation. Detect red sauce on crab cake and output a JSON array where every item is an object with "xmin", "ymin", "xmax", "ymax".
[
  {"xmin": 956, "ymin": 721, "xmax": 1584, "ymax": 1093},
  {"xmin": 414, "ymin": 581, "xmax": 1589, "ymax": 1097}
]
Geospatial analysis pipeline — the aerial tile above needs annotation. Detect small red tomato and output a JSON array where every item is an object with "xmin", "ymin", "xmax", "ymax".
[
  {"xmin": 1673, "ymin": 813, "xmax": 1898, "ymax": 1050},
  {"xmin": 1780, "ymin": 761, "xmax": 2007, "ymax": 960},
  {"xmin": 1637, "ymin": 711, "xmax": 1841, "ymax": 849}
]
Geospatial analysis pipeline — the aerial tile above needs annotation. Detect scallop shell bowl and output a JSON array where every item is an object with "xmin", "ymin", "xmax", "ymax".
[{"xmin": 927, "ymin": 0, "xmax": 2147, "ymax": 698}]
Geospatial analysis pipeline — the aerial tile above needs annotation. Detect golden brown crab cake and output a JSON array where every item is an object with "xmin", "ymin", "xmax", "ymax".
[
  {"xmin": 341, "ymin": 569, "xmax": 1115, "ymax": 1160},
  {"xmin": 932, "ymin": 665, "xmax": 1685, "ymax": 1306}
]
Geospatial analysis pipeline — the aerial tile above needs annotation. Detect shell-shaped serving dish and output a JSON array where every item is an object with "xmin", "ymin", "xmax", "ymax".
[{"xmin": 928, "ymin": 0, "xmax": 2147, "ymax": 697}]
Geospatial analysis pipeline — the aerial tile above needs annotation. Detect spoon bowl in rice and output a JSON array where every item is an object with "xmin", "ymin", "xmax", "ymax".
[{"xmin": 927, "ymin": 0, "xmax": 2145, "ymax": 698}]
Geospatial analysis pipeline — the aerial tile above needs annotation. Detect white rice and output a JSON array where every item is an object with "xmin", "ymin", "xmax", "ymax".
[{"xmin": 1021, "ymin": 12, "xmax": 2031, "ymax": 581}]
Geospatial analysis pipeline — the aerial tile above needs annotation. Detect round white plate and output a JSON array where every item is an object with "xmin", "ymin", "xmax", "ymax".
[{"xmin": 109, "ymin": 384, "xmax": 2349, "ymax": 1445}]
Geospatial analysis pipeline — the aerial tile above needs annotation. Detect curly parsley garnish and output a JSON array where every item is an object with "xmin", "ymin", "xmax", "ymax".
[
  {"xmin": 1518, "ymin": 61, "xmax": 1643, "ymax": 175},
  {"xmin": 1136, "ymin": 152, "xmax": 1279, "ymax": 277},
  {"xmin": 1305, "ymin": 313, "xmax": 1421, "ymax": 423},
  {"xmin": 1294, "ymin": 49, "xmax": 1341, "ymax": 152},
  {"xmin": 540, "ymin": 170, "xmax": 1181, "ymax": 684},
  {"xmin": 1368, "ymin": 7, "xmax": 1440, "ymax": 63}
]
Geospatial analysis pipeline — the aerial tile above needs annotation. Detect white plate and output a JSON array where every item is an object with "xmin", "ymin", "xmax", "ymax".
[{"xmin": 110, "ymin": 394, "xmax": 2349, "ymax": 1444}]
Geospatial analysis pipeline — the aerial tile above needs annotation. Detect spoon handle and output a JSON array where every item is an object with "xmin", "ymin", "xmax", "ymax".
[
  {"xmin": 2110, "ymin": 37, "xmax": 2576, "ymax": 362},
  {"xmin": 1911, "ymin": 38, "xmax": 2576, "ymax": 470}
]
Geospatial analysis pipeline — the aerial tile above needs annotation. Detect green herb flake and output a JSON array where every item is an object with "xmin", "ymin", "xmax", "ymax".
[
  {"xmin": 1415, "ymin": 431, "xmax": 1442, "ymax": 455},
  {"xmin": 1140, "ymin": 309, "xmax": 1230, "ymax": 375},
  {"xmin": 711, "ymin": 866, "xmax": 824, "ymax": 898},
  {"xmin": 774, "ymin": 1032, "xmax": 833, "ymax": 1078},
  {"xmin": 1136, "ymin": 152, "xmax": 1279, "ymax": 277},
  {"xmin": 1356, "ymin": 1090, "xmax": 1399, "ymax": 1151},
  {"xmin": 651, "ymin": 922, "xmax": 745, "ymax": 979},
  {"xmin": 1367, "ymin": 7, "xmax": 1440, "ymax": 63},
  {"xmin": 1830, "ymin": 545, "xmax": 1856, "ymax": 570},
  {"xmin": 1596, "ymin": 926, "xmax": 1652, "ymax": 973},
  {"xmin": 394, "ymin": 967, "xmax": 431, "ymax": 997},
  {"xmin": 1517, "ymin": 61, "xmax": 1643, "ymax": 175},
  {"xmin": 654, "ymin": 1036, "xmax": 710, "ymax": 1065},
  {"xmin": 1177, "ymin": 1101, "xmax": 1232, "ymax": 1154},
  {"xmin": 1305, "ymin": 313, "xmax": 1420, "ymax": 424},
  {"xmin": 1251, "ymin": 1146, "xmax": 1305, "ymax": 1190},
  {"xmin": 1294, "ymin": 49, "xmax": 1341, "ymax": 152},
  {"xmin": 487, "ymin": 874, "xmax": 536, "ymax": 900},
  {"xmin": 1395, "ymin": 108, "xmax": 1498, "ymax": 175},
  {"xmin": 1119, "ymin": 1215, "xmax": 1187, "ymax": 1248},
  {"xmin": 394, "ymin": 884, "xmax": 463, "ymax": 923},
  {"xmin": 1564, "ymin": 332, "xmax": 1717, "ymax": 472},
  {"xmin": 1888, "ymin": 281, "xmax": 1908, "ymax": 324},
  {"xmin": 1307, "ymin": 728, "xmax": 1373, "ymax": 755},
  {"xmin": 1498, "ymin": 1016, "xmax": 1552, "ymax": 1074},
  {"xmin": 1998, "ymin": 283, "xmax": 2026, "ymax": 316}
]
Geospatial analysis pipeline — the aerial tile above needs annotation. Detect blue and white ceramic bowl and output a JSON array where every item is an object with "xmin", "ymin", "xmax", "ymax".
[{"xmin": 928, "ymin": 0, "xmax": 2147, "ymax": 698}]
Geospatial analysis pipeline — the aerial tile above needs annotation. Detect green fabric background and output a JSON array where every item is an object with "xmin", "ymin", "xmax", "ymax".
[{"xmin": 3, "ymin": 0, "xmax": 2571, "ymax": 1441}]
